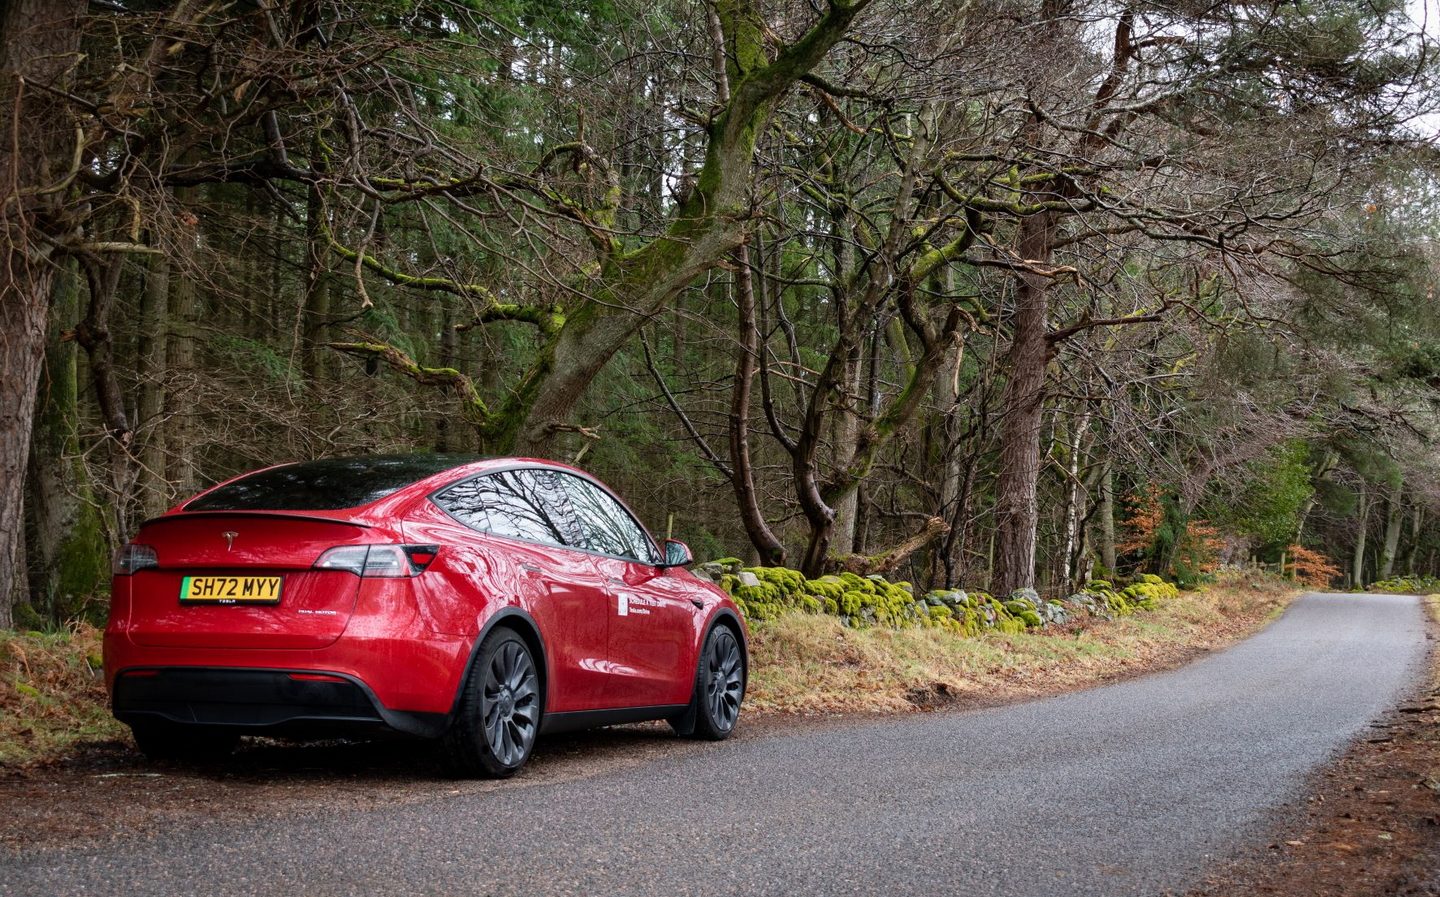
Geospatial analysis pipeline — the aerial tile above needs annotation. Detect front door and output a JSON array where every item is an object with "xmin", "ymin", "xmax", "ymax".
[{"xmin": 557, "ymin": 473, "xmax": 695, "ymax": 709}]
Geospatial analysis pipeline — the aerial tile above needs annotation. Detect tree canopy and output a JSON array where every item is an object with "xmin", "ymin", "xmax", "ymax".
[{"xmin": 2, "ymin": 0, "xmax": 1439, "ymax": 626}]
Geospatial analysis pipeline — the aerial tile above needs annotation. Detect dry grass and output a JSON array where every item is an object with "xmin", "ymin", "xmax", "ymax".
[
  {"xmin": 746, "ymin": 581, "xmax": 1297, "ymax": 714},
  {"xmin": 0, "ymin": 624, "xmax": 125, "ymax": 766}
]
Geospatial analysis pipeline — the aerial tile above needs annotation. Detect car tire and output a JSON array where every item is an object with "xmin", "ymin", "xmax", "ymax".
[
  {"xmin": 130, "ymin": 720, "xmax": 239, "ymax": 762},
  {"xmin": 441, "ymin": 627, "xmax": 542, "ymax": 778},
  {"xmin": 670, "ymin": 624, "xmax": 744, "ymax": 740}
]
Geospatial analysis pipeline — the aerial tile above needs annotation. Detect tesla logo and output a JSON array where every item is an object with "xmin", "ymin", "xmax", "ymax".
[{"xmin": 222, "ymin": 531, "xmax": 238, "ymax": 551}]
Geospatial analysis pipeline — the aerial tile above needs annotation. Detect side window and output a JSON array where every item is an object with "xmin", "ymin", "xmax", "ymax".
[
  {"xmin": 559, "ymin": 474, "xmax": 657, "ymax": 564},
  {"xmin": 433, "ymin": 469, "xmax": 581, "ymax": 549}
]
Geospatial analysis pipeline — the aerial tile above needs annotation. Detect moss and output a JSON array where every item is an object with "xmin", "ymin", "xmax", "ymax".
[
  {"xmin": 749, "ymin": 566, "xmax": 806, "ymax": 592},
  {"xmin": 822, "ymin": 597, "xmax": 839, "ymax": 615},
  {"xmin": 1017, "ymin": 610, "xmax": 1043, "ymax": 627},
  {"xmin": 838, "ymin": 572, "xmax": 876, "ymax": 594},
  {"xmin": 804, "ymin": 577, "xmax": 846, "ymax": 601}
]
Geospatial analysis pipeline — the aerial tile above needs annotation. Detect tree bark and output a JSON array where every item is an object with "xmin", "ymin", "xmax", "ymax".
[
  {"xmin": 136, "ymin": 249, "xmax": 170, "ymax": 517},
  {"xmin": 1352, "ymin": 485, "xmax": 1370, "ymax": 588},
  {"xmin": 164, "ymin": 187, "xmax": 199, "ymax": 498},
  {"xmin": 1058, "ymin": 408, "xmax": 1092, "ymax": 590},
  {"xmin": 728, "ymin": 244, "xmax": 786, "ymax": 565},
  {"xmin": 1403, "ymin": 504, "xmax": 1423, "ymax": 576},
  {"xmin": 992, "ymin": 210, "xmax": 1057, "ymax": 595},
  {"xmin": 0, "ymin": 0, "xmax": 88, "ymax": 627},
  {"xmin": 25, "ymin": 262, "xmax": 107, "ymax": 623},
  {"xmin": 1098, "ymin": 459, "xmax": 1116, "ymax": 575},
  {"xmin": 302, "ymin": 180, "xmax": 333, "ymax": 382},
  {"xmin": 1378, "ymin": 478, "xmax": 1403, "ymax": 580}
]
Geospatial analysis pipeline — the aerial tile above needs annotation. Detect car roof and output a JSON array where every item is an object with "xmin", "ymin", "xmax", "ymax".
[{"xmin": 170, "ymin": 454, "xmax": 607, "ymax": 521}]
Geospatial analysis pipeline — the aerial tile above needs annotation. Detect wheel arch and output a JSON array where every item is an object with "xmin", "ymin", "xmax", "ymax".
[{"xmin": 448, "ymin": 606, "xmax": 549, "ymax": 721}]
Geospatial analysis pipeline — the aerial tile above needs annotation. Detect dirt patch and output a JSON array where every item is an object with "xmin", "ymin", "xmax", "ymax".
[{"xmin": 1189, "ymin": 600, "xmax": 1440, "ymax": 897}]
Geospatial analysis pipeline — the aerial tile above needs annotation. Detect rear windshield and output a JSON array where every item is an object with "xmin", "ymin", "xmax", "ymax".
[{"xmin": 185, "ymin": 455, "xmax": 479, "ymax": 511}]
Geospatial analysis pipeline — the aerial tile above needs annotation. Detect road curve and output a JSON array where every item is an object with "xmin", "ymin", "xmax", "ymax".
[{"xmin": 3, "ymin": 593, "xmax": 1428, "ymax": 897}]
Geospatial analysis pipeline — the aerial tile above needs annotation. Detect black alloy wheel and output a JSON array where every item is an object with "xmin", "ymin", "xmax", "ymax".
[
  {"xmin": 442, "ymin": 628, "xmax": 541, "ymax": 777},
  {"xmin": 671, "ymin": 624, "xmax": 744, "ymax": 740}
]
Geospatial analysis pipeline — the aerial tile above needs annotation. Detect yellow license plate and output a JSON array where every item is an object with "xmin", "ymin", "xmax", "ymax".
[{"xmin": 180, "ymin": 576, "xmax": 282, "ymax": 604}]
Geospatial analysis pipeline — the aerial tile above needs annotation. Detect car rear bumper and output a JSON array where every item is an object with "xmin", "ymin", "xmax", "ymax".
[{"xmin": 111, "ymin": 667, "xmax": 449, "ymax": 738}]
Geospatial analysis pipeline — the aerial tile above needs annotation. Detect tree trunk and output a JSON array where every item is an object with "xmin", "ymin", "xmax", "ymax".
[
  {"xmin": 0, "ymin": 0, "xmax": 89, "ymax": 627},
  {"xmin": 25, "ymin": 262, "xmax": 108, "ymax": 623},
  {"xmin": 76, "ymin": 258, "xmax": 139, "ymax": 544},
  {"xmin": 1378, "ymin": 478, "xmax": 1403, "ymax": 580},
  {"xmin": 992, "ymin": 211, "xmax": 1057, "ymax": 595},
  {"xmin": 829, "ymin": 348, "xmax": 862, "ymax": 554},
  {"xmin": 1098, "ymin": 460, "xmax": 1116, "ymax": 575},
  {"xmin": 302, "ymin": 181, "xmax": 333, "ymax": 382},
  {"xmin": 435, "ymin": 297, "xmax": 457, "ymax": 452},
  {"xmin": 165, "ymin": 188, "xmax": 200, "ymax": 498},
  {"xmin": 1403, "ymin": 505, "xmax": 1423, "ymax": 575},
  {"xmin": 1058, "ymin": 408, "xmax": 1091, "ymax": 590},
  {"xmin": 136, "ymin": 249, "xmax": 170, "ymax": 517},
  {"xmin": 1295, "ymin": 449, "xmax": 1337, "ymax": 542},
  {"xmin": 1352, "ymin": 485, "xmax": 1370, "ymax": 588},
  {"xmin": 728, "ymin": 244, "xmax": 785, "ymax": 565}
]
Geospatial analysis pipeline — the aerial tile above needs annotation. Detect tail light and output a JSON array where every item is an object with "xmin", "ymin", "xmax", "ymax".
[
  {"xmin": 113, "ymin": 544, "xmax": 159, "ymax": 575},
  {"xmin": 313, "ymin": 544, "xmax": 438, "ymax": 577}
]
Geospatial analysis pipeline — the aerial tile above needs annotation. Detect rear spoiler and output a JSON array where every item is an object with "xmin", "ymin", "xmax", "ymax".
[{"xmin": 140, "ymin": 511, "xmax": 373, "ymax": 529}]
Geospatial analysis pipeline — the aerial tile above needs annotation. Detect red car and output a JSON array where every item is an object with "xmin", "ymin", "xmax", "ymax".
[{"xmin": 104, "ymin": 455, "xmax": 748, "ymax": 777}]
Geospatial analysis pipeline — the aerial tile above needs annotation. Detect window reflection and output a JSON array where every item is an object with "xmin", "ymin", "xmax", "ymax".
[
  {"xmin": 435, "ymin": 469, "xmax": 580, "ymax": 548},
  {"xmin": 559, "ymin": 474, "xmax": 656, "ymax": 563}
]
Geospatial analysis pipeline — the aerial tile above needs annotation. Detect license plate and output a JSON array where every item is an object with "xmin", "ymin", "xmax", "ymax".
[{"xmin": 180, "ymin": 575, "xmax": 282, "ymax": 604}]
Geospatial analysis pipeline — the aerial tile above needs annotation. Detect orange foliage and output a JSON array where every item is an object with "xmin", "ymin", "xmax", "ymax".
[
  {"xmin": 1117, "ymin": 486, "xmax": 1163, "ymax": 555},
  {"xmin": 1285, "ymin": 544, "xmax": 1341, "ymax": 588},
  {"xmin": 1118, "ymin": 486, "xmax": 1222, "ymax": 575}
]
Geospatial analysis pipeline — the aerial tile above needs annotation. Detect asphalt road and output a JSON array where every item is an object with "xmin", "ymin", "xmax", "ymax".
[{"xmin": 3, "ymin": 592, "xmax": 1428, "ymax": 897}]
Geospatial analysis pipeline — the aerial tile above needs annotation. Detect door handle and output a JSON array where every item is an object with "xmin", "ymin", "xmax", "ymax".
[
  {"xmin": 519, "ymin": 562, "xmax": 543, "ymax": 573},
  {"xmin": 689, "ymin": 597, "xmax": 704, "ymax": 609},
  {"xmin": 608, "ymin": 576, "xmax": 627, "ymax": 586}
]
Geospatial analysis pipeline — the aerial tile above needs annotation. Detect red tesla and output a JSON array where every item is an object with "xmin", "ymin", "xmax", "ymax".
[{"xmin": 104, "ymin": 455, "xmax": 748, "ymax": 777}]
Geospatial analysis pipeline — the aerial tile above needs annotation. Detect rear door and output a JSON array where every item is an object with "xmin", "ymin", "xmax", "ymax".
[
  {"xmin": 122, "ymin": 514, "xmax": 370, "ymax": 650},
  {"xmin": 431, "ymin": 469, "xmax": 612, "ymax": 712},
  {"xmin": 557, "ymin": 474, "xmax": 696, "ymax": 709}
]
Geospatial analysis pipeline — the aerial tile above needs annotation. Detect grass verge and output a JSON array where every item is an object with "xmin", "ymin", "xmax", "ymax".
[{"xmin": 746, "ymin": 580, "xmax": 1296, "ymax": 714}]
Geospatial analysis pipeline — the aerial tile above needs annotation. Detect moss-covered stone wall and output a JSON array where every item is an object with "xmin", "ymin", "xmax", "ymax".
[{"xmin": 694, "ymin": 561, "xmax": 1180, "ymax": 635}]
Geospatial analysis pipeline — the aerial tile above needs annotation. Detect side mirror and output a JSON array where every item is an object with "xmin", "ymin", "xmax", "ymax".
[{"xmin": 661, "ymin": 539, "xmax": 694, "ymax": 568}]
